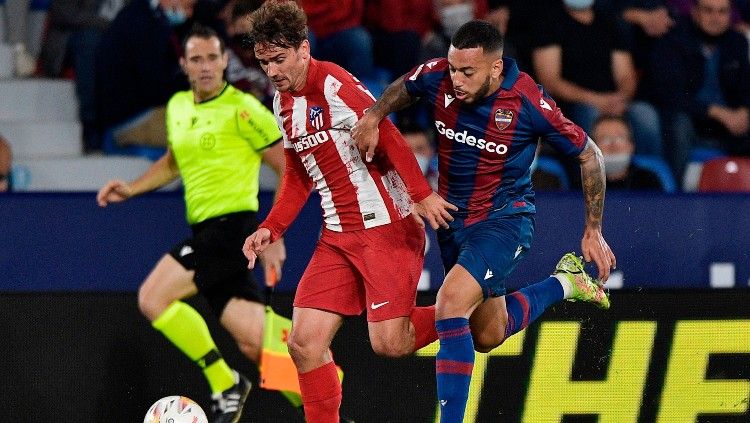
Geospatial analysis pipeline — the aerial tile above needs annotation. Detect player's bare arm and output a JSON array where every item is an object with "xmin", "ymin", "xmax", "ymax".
[
  {"xmin": 578, "ymin": 138, "xmax": 617, "ymax": 281},
  {"xmin": 353, "ymin": 75, "xmax": 418, "ymax": 162},
  {"xmin": 96, "ymin": 149, "xmax": 180, "ymax": 207}
]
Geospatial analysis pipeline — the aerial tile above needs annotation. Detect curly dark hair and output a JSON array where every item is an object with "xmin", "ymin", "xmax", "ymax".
[{"xmin": 249, "ymin": 0, "xmax": 308, "ymax": 50}]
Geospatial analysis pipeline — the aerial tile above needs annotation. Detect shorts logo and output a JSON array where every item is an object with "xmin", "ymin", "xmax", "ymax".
[
  {"xmin": 308, "ymin": 105, "xmax": 325, "ymax": 131},
  {"xmin": 363, "ymin": 212, "xmax": 376, "ymax": 221},
  {"xmin": 199, "ymin": 133, "xmax": 216, "ymax": 150},
  {"xmin": 484, "ymin": 269, "xmax": 494, "ymax": 280},
  {"xmin": 371, "ymin": 301, "xmax": 389, "ymax": 310},
  {"xmin": 494, "ymin": 109, "xmax": 513, "ymax": 131}
]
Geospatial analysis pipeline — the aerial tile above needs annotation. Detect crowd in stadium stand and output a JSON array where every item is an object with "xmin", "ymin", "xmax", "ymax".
[{"xmin": 3, "ymin": 0, "xmax": 749, "ymax": 193}]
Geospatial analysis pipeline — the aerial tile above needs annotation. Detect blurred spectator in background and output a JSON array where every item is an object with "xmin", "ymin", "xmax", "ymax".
[
  {"xmin": 223, "ymin": 0, "xmax": 274, "ymax": 107},
  {"xmin": 298, "ymin": 0, "xmax": 375, "ymax": 78},
  {"xmin": 95, "ymin": 0, "xmax": 194, "ymax": 151},
  {"xmin": 650, "ymin": 0, "xmax": 750, "ymax": 179},
  {"xmin": 400, "ymin": 121, "xmax": 439, "ymax": 190},
  {"xmin": 422, "ymin": 0, "xmax": 488, "ymax": 59},
  {"xmin": 533, "ymin": 0, "xmax": 664, "ymax": 159},
  {"xmin": 4, "ymin": 0, "xmax": 36, "ymax": 77},
  {"xmin": 616, "ymin": 0, "xmax": 675, "ymax": 90},
  {"xmin": 40, "ymin": 0, "xmax": 124, "ymax": 154},
  {"xmin": 485, "ymin": 0, "xmax": 546, "ymax": 75},
  {"xmin": 592, "ymin": 114, "xmax": 664, "ymax": 190},
  {"xmin": 0, "ymin": 134, "xmax": 11, "ymax": 192},
  {"xmin": 364, "ymin": 0, "xmax": 436, "ymax": 79}
]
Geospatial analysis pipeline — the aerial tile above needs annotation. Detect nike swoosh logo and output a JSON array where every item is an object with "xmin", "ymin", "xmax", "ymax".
[{"xmin": 371, "ymin": 301, "xmax": 390, "ymax": 310}]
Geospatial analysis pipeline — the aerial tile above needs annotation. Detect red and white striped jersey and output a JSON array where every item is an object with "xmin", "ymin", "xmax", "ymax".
[{"xmin": 261, "ymin": 59, "xmax": 432, "ymax": 239}]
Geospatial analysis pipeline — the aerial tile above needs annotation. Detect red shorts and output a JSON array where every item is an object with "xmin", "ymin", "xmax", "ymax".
[{"xmin": 294, "ymin": 216, "xmax": 425, "ymax": 322}]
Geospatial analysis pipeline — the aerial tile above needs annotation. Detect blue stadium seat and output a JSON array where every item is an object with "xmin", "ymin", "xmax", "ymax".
[
  {"xmin": 101, "ymin": 129, "xmax": 165, "ymax": 161},
  {"xmin": 632, "ymin": 154, "xmax": 677, "ymax": 193},
  {"xmin": 535, "ymin": 155, "xmax": 570, "ymax": 190},
  {"xmin": 689, "ymin": 146, "xmax": 725, "ymax": 163}
]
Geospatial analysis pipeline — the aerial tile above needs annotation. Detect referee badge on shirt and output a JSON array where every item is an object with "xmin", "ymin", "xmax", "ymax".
[
  {"xmin": 494, "ymin": 109, "xmax": 514, "ymax": 131},
  {"xmin": 308, "ymin": 106, "xmax": 325, "ymax": 131}
]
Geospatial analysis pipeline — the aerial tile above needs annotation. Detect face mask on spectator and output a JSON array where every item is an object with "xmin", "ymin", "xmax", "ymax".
[
  {"xmin": 603, "ymin": 153, "xmax": 632, "ymax": 177},
  {"xmin": 440, "ymin": 3, "xmax": 474, "ymax": 38},
  {"xmin": 562, "ymin": 0, "xmax": 595, "ymax": 10},
  {"xmin": 164, "ymin": 7, "xmax": 188, "ymax": 26}
]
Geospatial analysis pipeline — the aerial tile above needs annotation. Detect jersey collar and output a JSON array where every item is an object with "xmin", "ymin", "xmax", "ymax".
[
  {"xmin": 500, "ymin": 57, "xmax": 520, "ymax": 91},
  {"xmin": 195, "ymin": 82, "xmax": 230, "ymax": 104}
]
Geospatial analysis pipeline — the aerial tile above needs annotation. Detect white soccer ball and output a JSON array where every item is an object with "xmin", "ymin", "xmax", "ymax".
[{"xmin": 143, "ymin": 396, "xmax": 208, "ymax": 423}]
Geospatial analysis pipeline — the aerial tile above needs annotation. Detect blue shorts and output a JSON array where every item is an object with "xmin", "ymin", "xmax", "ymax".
[{"xmin": 437, "ymin": 214, "xmax": 534, "ymax": 298}]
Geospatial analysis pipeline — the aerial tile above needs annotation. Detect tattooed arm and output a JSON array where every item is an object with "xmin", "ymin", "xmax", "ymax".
[
  {"xmin": 352, "ymin": 75, "xmax": 418, "ymax": 162},
  {"xmin": 578, "ymin": 138, "xmax": 617, "ymax": 281}
]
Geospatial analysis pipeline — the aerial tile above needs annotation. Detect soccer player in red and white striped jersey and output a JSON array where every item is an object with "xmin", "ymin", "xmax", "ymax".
[{"xmin": 242, "ymin": 2, "xmax": 456, "ymax": 422}]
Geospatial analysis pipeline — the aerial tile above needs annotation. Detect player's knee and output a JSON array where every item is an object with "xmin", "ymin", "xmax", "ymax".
[
  {"xmin": 287, "ymin": 331, "xmax": 324, "ymax": 363},
  {"xmin": 137, "ymin": 285, "xmax": 163, "ymax": 321},
  {"xmin": 371, "ymin": 337, "xmax": 412, "ymax": 358}
]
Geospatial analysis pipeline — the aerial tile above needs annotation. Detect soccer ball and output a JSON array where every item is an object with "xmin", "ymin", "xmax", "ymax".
[{"xmin": 143, "ymin": 396, "xmax": 208, "ymax": 423}]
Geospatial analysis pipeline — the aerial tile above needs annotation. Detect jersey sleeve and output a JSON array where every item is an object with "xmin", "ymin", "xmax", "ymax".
[
  {"xmin": 526, "ymin": 85, "xmax": 587, "ymax": 158},
  {"xmin": 237, "ymin": 93, "xmax": 283, "ymax": 151},
  {"xmin": 403, "ymin": 58, "xmax": 448, "ymax": 99},
  {"xmin": 258, "ymin": 148, "xmax": 313, "ymax": 242}
]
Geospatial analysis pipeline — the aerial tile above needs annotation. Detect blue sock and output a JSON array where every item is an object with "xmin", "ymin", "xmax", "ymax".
[
  {"xmin": 503, "ymin": 276, "xmax": 564, "ymax": 339},
  {"xmin": 435, "ymin": 317, "xmax": 474, "ymax": 423}
]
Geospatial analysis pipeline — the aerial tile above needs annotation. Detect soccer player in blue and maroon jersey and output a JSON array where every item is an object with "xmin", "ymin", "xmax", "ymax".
[{"xmin": 353, "ymin": 20, "xmax": 617, "ymax": 422}]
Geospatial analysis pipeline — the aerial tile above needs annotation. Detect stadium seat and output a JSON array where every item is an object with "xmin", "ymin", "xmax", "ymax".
[
  {"xmin": 632, "ymin": 155, "xmax": 677, "ymax": 193},
  {"xmin": 0, "ymin": 42, "xmax": 12, "ymax": 79},
  {"xmin": 697, "ymin": 157, "xmax": 750, "ymax": 192},
  {"xmin": 0, "ymin": 120, "xmax": 81, "ymax": 158},
  {"xmin": 0, "ymin": 79, "xmax": 78, "ymax": 120},
  {"xmin": 101, "ymin": 128, "xmax": 166, "ymax": 161},
  {"xmin": 0, "ymin": 2, "xmax": 6, "ymax": 45},
  {"xmin": 12, "ymin": 156, "xmax": 157, "ymax": 191},
  {"xmin": 690, "ymin": 146, "xmax": 726, "ymax": 163},
  {"xmin": 535, "ymin": 155, "xmax": 570, "ymax": 190}
]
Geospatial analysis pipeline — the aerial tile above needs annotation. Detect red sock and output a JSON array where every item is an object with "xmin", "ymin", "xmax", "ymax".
[
  {"xmin": 410, "ymin": 305, "xmax": 438, "ymax": 351},
  {"xmin": 298, "ymin": 361, "xmax": 341, "ymax": 423}
]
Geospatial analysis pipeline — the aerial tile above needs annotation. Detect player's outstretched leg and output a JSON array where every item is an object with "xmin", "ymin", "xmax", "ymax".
[
  {"xmin": 553, "ymin": 252, "xmax": 610, "ymax": 309},
  {"xmin": 152, "ymin": 301, "xmax": 250, "ymax": 423},
  {"xmin": 501, "ymin": 252, "xmax": 609, "ymax": 344}
]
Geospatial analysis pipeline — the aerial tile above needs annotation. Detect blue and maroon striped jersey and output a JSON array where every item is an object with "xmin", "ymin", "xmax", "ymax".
[{"xmin": 404, "ymin": 57, "xmax": 588, "ymax": 226}]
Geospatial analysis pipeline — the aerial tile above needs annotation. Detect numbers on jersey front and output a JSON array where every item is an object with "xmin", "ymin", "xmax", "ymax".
[{"xmin": 292, "ymin": 130, "xmax": 330, "ymax": 153}]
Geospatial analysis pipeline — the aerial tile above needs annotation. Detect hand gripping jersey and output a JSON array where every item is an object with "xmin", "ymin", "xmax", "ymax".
[
  {"xmin": 261, "ymin": 59, "xmax": 432, "ymax": 241},
  {"xmin": 404, "ymin": 57, "xmax": 588, "ymax": 226}
]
